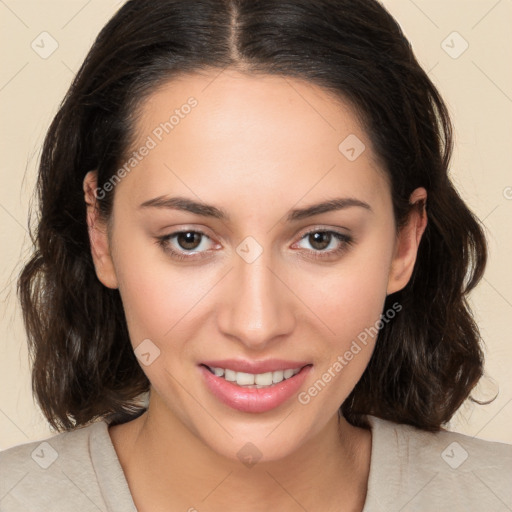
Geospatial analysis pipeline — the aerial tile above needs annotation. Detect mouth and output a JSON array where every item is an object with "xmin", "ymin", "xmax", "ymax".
[
  {"xmin": 200, "ymin": 363, "xmax": 311, "ymax": 389},
  {"xmin": 198, "ymin": 362, "xmax": 313, "ymax": 413}
]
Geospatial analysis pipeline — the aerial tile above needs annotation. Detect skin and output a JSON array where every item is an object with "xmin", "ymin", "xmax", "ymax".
[{"xmin": 83, "ymin": 68, "xmax": 427, "ymax": 512}]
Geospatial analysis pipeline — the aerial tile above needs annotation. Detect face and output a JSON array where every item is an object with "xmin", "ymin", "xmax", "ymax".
[{"xmin": 85, "ymin": 68, "xmax": 426, "ymax": 462}]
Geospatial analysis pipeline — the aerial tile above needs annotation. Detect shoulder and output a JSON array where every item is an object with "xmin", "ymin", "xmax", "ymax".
[
  {"xmin": 370, "ymin": 414, "xmax": 512, "ymax": 468},
  {"xmin": 0, "ymin": 420, "xmax": 104, "ymax": 470},
  {"xmin": 0, "ymin": 421, "xmax": 117, "ymax": 512},
  {"xmin": 364, "ymin": 415, "xmax": 512, "ymax": 511}
]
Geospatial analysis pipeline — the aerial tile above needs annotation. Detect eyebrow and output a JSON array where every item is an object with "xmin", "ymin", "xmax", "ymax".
[{"xmin": 139, "ymin": 195, "xmax": 373, "ymax": 222}]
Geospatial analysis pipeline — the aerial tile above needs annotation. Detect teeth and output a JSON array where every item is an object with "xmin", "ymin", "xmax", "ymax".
[
  {"xmin": 255, "ymin": 372, "xmax": 273, "ymax": 386},
  {"xmin": 236, "ymin": 372, "xmax": 255, "ymax": 385},
  {"xmin": 213, "ymin": 367, "xmax": 224, "ymax": 377},
  {"xmin": 224, "ymin": 369, "xmax": 236, "ymax": 381},
  {"xmin": 272, "ymin": 370, "xmax": 284, "ymax": 383},
  {"xmin": 208, "ymin": 366, "xmax": 301, "ymax": 387}
]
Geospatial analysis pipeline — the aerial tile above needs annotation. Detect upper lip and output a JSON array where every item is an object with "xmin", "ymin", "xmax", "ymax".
[{"xmin": 201, "ymin": 359, "xmax": 312, "ymax": 374}]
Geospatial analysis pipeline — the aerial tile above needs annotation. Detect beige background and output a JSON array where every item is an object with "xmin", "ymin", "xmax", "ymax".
[{"xmin": 1, "ymin": 0, "xmax": 511, "ymax": 450}]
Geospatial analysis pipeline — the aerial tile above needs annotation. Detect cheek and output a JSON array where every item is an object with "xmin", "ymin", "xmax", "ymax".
[
  {"xmin": 111, "ymin": 232, "xmax": 191, "ymax": 344},
  {"xmin": 294, "ymin": 229, "xmax": 394, "ymax": 403},
  {"xmin": 295, "ymin": 284, "xmax": 385, "ymax": 417},
  {"xmin": 303, "ymin": 235, "xmax": 393, "ymax": 343}
]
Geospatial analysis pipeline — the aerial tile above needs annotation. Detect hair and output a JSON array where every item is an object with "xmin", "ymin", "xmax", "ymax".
[{"xmin": 18, "ymin": 0, "xmax": 490, "ymax": 433}]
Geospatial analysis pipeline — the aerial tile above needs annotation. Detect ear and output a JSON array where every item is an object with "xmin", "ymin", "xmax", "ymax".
[
  {"xmin": 386, "ymin": 187, "xmax": 428, "ymax": 295},
  {"xmin": 83, "ymin": 171, "xmax": 119, "ymax": 289}
]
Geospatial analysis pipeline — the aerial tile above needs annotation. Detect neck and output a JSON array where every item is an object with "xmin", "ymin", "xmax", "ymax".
[{"xmin": 109, "ymin": 392, "xmax": 372, "ymax": 512}]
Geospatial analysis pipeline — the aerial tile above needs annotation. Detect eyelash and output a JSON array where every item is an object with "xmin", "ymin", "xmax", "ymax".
[{"xmin": 155, "ymin": 228, "xmax": 354, "ymax": 262}]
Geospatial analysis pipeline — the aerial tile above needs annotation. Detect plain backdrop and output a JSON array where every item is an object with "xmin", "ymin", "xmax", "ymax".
[{"xmin": 1, "ymin": 0, "xmax": 511, "ymax": 450}]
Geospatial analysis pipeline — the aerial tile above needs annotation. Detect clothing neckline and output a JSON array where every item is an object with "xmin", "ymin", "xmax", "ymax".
[
  {"xmin": 89, "ymin": 414, "xmax": 395, "ymax": 512},
  {"xmin": 89, "ymin": 420, "xmax": 139, "ymax": 512}
]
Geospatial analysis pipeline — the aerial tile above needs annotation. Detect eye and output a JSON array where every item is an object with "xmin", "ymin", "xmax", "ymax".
[
  {"xmin": 156, "ymin": 230, "xmax": 216, "ymax": 261},
  {"xmin": 156, "ymin": 228, "xmax": 354, "ymax": 262},
  {"xmin": 293, "ymin": 229, "xmax": 354, "ymax": 260}
]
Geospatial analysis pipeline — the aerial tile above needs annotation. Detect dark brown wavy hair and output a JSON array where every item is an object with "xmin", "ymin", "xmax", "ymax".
[{"xmin": 18, "ymin": 0, "xmax": 490, "ymax": 433}]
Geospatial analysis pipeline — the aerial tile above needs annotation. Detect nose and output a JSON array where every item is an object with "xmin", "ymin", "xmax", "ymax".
[{"xmin": 216, "ymin": 249, "xmax": 296, "ymax": 351}]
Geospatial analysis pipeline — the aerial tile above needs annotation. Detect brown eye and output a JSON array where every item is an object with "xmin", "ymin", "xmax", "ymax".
[
  {"xmin": 176, "ymin": 231, "xmax": 202, "ymax": 251},
  {"xmin": 308, "ymin": 232, "xmax": 332, "ymax": 251},
  {"xmin": 294, "ymin": 229, "xmax": 354, "ymax": 260},
  {"xmin": 155, "ymin": 230, "xmax": 216, "ymax": 261}
]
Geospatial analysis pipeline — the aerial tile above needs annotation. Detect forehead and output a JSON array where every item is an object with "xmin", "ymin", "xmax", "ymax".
[{"xmin": 119, "ymin": 69, "xmax": 389, "ymax": 213}]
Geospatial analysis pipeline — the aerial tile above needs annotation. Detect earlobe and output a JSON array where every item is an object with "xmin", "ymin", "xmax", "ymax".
[
  {"xmin": 83, "ymin": 171, "xmax": 119, "ymax": 289},
  {"xmin": 386, "ymin": 187, "xmax": 428, "ymax": 295}
]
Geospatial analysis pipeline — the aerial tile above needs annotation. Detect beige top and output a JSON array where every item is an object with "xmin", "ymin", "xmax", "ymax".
[{"xmin": 1, "ymin": 414, "xmax": 511, "ymax": 511}]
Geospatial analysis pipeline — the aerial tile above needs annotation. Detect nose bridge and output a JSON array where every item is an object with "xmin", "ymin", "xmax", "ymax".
[{"xmin": 217, "ymin": 247, "xmax": 295, "ymax": 348}]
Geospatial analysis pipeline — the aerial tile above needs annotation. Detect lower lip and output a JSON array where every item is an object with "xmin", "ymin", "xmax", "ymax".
[{"xmin": 199, "ymin": 364, "xmax": 312, "ymax": 413}]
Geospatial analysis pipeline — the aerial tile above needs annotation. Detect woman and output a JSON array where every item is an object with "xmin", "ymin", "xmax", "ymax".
[{"xmin": 1, "ymin": 0, "xmax": 511, "ymax": 510}]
